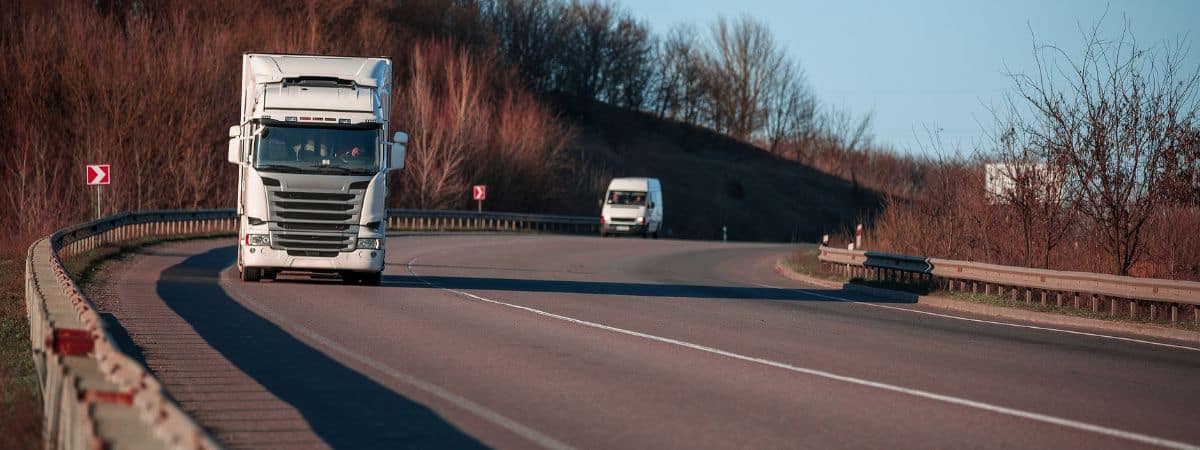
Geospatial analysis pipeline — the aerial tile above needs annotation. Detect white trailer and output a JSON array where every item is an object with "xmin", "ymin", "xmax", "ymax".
[{"xmin": 227, "ymin": 53, "xmax": 407, "ymax": 285}]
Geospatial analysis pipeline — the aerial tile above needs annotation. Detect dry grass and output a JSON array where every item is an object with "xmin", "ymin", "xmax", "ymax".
[{"xmin": 0, "ymin": 255, "xmax": 40, "ymax": 449}]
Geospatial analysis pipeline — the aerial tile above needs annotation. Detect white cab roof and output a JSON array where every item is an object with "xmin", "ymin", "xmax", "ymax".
[
  {"xmin": 607, "ymin": 177, "xmax": 659, "ymax": 191},
  {"xmin": 246, "ymin": 54, "xmax": 390, "ymax": 88}
]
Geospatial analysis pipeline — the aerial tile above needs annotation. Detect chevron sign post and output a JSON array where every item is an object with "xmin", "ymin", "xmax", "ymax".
[
  {"xmin": 86, "ymin": 164, "xmax": 110, "ymax": 219},
  {"xmin": 473, "ymin": 185, "xmax": 486, "ymax": 212}
]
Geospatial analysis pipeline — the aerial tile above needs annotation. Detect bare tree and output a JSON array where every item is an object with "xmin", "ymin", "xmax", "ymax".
[
  {"xmin": 1009, "ymin": 22, "xmax": 1200, "ymax": 274},
  {"xmin": 555, "ymin": 0, "xmax": 654, "ymax": 108},
  {"xmin": 651, "ymin": 24, "xmax": 706, "ymax": 125},
  {"xmin": 703, "ymin": 15, "xmax": 786, "ymax": 140},
  {"xmin": 983, "ymin": 112, "xmax": 1081, "ymax": 268},
  {"xmin": 395, "ymin": 43, "xmax": 483, "ymax": 209},
  {"xmin": 763, "ymin": 60, "xmax": 817, "ymax": 155},
  {"xmin": 481, "ymin": 0, "xmax": 563, "ymax": 93}
]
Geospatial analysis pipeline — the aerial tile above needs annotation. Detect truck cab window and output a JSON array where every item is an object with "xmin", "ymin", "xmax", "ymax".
[{"xmin": 255, "ymin": 124, "xmax": 379, "ymax": 175}]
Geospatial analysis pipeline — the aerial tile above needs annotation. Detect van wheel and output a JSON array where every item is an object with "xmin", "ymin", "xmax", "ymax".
[
  {"xmin": 241, "ymin": 267, "xmax": 261, "ymax": 282},
  {"xmin": 651, "ymin": 231, "xmax": 659, "ymax": 239}
]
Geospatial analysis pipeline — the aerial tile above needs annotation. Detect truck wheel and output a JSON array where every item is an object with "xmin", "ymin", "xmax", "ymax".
[
  {"xmin": 341, "ymin": 272, "xmax": 360, "ymax": 284},
  {"xmin": 241, "ymin": 267, "xmax": 261, "ymax": 282},
  {"xmin": 364, "ymin": 272, "xmax": 383, "ymax": 286},
  {"xmin": 262, "ymin": 269, "xmax": 278, "ymax": 280}
]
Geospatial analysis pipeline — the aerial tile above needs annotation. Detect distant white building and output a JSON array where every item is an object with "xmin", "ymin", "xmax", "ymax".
[{"xmin": 985, "ymin": 163, "xmax": 1065, "ymax": 204}]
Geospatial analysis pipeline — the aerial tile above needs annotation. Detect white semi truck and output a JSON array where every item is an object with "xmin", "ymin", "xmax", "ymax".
[{"xmin": 227, "ymin": 53, "xmax": 407, "ymax": 285}]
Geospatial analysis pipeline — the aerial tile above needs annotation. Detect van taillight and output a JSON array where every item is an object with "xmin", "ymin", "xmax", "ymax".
[{"xmin": 600, "ymin": 216, "xmax": 606, "ymax": 224}]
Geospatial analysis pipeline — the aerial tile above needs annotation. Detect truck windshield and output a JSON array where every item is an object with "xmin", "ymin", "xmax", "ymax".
[
  {"xmin": 255, "ymin": 125, "xmax": 379, "ymax": 175},
  {"xmin": 607, "ymin": 191, "xmax": 647, "ymax": 205}
]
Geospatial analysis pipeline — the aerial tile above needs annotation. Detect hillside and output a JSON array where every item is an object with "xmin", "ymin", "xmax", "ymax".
[{"xmin": 560, "ymin": 100, "xmax": 882, "ymax": 243}]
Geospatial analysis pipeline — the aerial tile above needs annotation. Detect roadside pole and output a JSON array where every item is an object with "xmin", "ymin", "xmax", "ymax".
[
  {"xmin": 473, "ymin": 185, "xmax": 486, "ymax": 213},
  {"xmin": 86, "ymin": 164, "xmax": 111, "ymax": 219}
]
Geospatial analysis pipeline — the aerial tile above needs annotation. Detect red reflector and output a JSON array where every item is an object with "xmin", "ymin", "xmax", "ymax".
[
  {"xmin": 51, "ymin": 328, "xmax": 94, "ymax": 355},
  {"xmin": 81, "ymin": 389, "xmax": 134, "ymax": 405},
  {"xmin": 300, "ymin": 117, "xmax": 312, "ymax": 121}
]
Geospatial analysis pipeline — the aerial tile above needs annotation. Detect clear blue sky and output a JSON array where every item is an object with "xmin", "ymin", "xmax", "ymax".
[{"xmin": 632, "ymin": 0, "xmax": 1200, "ymax": 157}]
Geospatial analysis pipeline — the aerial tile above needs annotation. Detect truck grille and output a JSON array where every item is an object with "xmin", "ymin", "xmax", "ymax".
[{"xmin": 266, "ymin": 184, "xmax": 367, "ymax": 255}]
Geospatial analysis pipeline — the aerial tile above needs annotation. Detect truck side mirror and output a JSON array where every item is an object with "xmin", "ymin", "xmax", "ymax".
[
  {"xmin": 389, "ymin": 131, "xmax": 408, "ymax": 171},
  {"xmin": 389, "ymin": 143, "xmax": 406, "ymax": 171},
  {"xmin": 227, "ymin": 126, "xmax": 242, "ymax": 164}
]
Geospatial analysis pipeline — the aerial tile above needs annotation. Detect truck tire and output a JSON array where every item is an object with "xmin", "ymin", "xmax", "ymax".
[
  {"xmin": 241, "ymin": 267, "xmax": 261, "ymax": 282},
  {"xmin": 364, "ymin": 271, "xmax": 383, "ymax": 286},
  {"xmin": 262, "ymin": 269, "xmax": 278, "ymax": 280}
]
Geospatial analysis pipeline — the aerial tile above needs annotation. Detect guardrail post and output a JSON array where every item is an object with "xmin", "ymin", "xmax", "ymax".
[
  {"xmin": 1130, "ymin": 300, "xmax": 1137, "ymax": 319},
  {"xmin": 1073, "ymin": 292, "xmax": 1080, "ymax": 309},
  {"xmin": 1150, "ymin": 303, "xmax": 1157, "ymax": 321},
  {"xmin": 1091, "ymin": 294, "xmax": 1099, "ymax": 313},
  {"xmin": 1109, "ymin": 297, "xmax": 1116, "ymax": 316},
  {"xmin": 1171, "ymin": 304, "xmax": 1177, "ymax": 323}
]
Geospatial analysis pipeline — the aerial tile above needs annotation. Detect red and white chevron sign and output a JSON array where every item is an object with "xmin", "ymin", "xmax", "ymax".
[
  {"xmin": 86, "ymin": 164, "xmax": 110, "ymax": 185},
  {"xmin": 473, "ymin": 185, "xmax": 486, "ymax": 201}
]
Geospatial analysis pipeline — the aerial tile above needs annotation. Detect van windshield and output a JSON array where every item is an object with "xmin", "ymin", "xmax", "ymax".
[{"xmin": 607, "ymin": 191, "xmax": 647, "ymax": 206}]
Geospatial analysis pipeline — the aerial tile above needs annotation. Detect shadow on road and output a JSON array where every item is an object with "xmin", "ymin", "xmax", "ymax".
[
  {"xmin": 156, "ymin": 246, "xmax": 487, "ymax": 449},
  {"xmin": 380, "ymin": 274, "xmax": 919, "ymax": 304}
]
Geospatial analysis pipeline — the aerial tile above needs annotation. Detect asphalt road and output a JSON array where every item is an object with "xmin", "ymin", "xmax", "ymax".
[{"xmin": 103, "ymin": 233, "xmax": 1200, "ymax": 449}]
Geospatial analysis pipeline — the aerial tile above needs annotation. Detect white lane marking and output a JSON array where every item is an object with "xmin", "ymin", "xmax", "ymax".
[
  {"xmin": 219, "ymin": 271, "xmax": 572, "ymax": 450},
  {"xmin": 749, "ymin": 281, "xmax": 1200, "ymax": 353},
  {"xmin": 407, "ymin": 258, "xmax": 1199, "ymax": 450}
]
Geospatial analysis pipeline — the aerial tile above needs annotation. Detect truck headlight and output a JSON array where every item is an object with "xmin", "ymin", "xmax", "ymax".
[
  {"xmin": 246, "ymin": 234, "xmax": 270, "ymax": 246},
  {"xmin": 636, "ymin": 216, "xmax": 645, "ymax": 225},
  {"xmin": 356, "ymin": 238, "xmax": 381, "ymax": 250}
]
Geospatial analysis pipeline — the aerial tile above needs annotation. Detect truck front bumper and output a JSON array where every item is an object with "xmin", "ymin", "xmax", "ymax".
[{"xmin": 241, "ymin": 245, "xmax": 384, "ymax": 272}]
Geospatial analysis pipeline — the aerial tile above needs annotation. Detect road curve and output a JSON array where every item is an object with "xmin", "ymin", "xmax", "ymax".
[{"xmin": 100, "ymin": 233, "xmax": 1200, "ymax": 449}]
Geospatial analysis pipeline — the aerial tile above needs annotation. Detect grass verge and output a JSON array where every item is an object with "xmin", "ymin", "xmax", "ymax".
[
  {"xmin": 781, "ymin": 248, "xmax": 848, "ymax": 283},
  {"xmin": 0, "ymin": 258, "xmax": 41, "ymax": 450}
]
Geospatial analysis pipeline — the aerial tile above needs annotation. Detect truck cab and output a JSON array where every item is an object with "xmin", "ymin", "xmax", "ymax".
[
  {"xmin": 600, "ymin": 177, "xmax": 663, "ymax": 238},
  {"xmin": 227, "ymin": 53, "xmax": 406, "ymax": 285}
]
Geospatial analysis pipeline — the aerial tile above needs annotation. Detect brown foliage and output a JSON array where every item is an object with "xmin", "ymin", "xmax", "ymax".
[
  {"xmin": 394, "ymin": 40, "xmax": 574, "ymax": 211},
  {"xmin": 0, "ymin": 0, "xmax": 583, "ymax": 249}
]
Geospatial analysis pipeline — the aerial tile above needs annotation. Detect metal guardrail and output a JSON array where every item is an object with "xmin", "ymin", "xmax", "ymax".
[
  {"xmin": 29, "ymin": 211, "xmax": 234, "ymax": 450},
  {"xmin": 818, "ymin": 245, "xmax": 1200, "ymax": 323},
  {"xmin": 386, "ymin": 208, "xmax": 599, "ymax": 233},
  {"xmin": 27, "ymin": 207, "xmax": 597, "ymax": 449}
]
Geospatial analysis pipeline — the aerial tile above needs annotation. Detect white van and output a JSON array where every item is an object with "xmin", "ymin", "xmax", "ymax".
[{"xmin": 600, "ymin": 177, "xmax": 663, "ymax": 238}]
